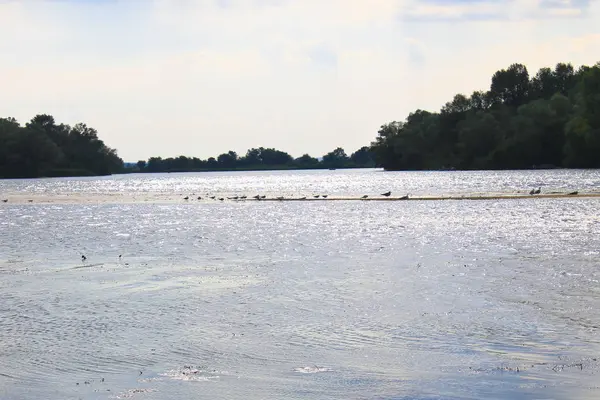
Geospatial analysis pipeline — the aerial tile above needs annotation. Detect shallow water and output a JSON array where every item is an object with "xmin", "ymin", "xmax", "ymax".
[{"xmin": 1, "ymin": 169, "xmax": 600, "ymax": 400}]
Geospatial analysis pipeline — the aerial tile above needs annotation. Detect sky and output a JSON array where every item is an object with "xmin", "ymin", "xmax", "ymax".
[{"xmin": 1, "ymin": 0, "xmax": 599, "ymax": 161}]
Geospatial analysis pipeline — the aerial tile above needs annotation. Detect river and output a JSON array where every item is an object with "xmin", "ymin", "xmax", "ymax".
[{"xmin": 1, "ymin": 169, "xmax": 599, "ymax": 399}]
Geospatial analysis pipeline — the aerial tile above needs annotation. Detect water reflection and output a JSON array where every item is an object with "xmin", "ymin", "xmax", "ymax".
[{"xmin": 0, "ymin": 172, "xmax": 599, "ymax": 399}]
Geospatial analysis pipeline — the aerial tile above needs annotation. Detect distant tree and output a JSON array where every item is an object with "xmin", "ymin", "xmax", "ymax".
[
  {"xmin": 0, "ymin": 114, "xmax": 123, "ymax": 178},
  {"xmin": 206, "ymin": 157, "xmax": 218, "ymax": 168},
  {"xmin": 371, "ymin": 61, "xmax": 600, "ymax": 170},
  {"xmin": 489, "ymin": 63, "xmax": 530, "ymax": 107},
  {"xmin": 136, "ymin": 160, "xmax": 147, "ymax": 171},
  {"xmin": 294, "ymin": 154, "xmax": 319, "ymax": 166},
  {"xmin": 350, "ymin": 146, "xmax": 374, "ymax": 167},
  {"xmin": 217, "ymin": 151, "xmax": 238, "ymax": 168},
  {"xmin": 322, "ymin": 147, "xmax": 349, "ymax": 168}
]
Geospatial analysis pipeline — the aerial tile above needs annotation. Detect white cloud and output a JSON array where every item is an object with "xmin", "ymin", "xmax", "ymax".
[{"xmin": 0, "ymin": 0, "xmax": 598, "ymax": 160}]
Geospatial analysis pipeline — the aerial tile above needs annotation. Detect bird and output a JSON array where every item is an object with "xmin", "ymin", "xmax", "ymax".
[
  {"xmin": 529, "ymin": 188, "xmax": 535, "ymax": 195},
  {"xmin": 219, "ymin": 198, "xmax": 224, "ymax": 201},
  {"xmin": 253, "ymin": 195, "xmax": 260, "ymax": 200},
  {"xmin": 534, "ymin": 187, "xmax": 541, "ymax": 194},
  {"xmin": 322, "ymin": 195, "xmax": 328, "ymax": 198},
  {"xmin": 568, "ymin": 191, "xmax": 578, "ymax": 195},
  {"xmin": 183, "ymin": 196, "xmax": 189, "ymax": 200},
  {"xmin": 197, "ymin": 196, "xmax": 202, "ymax": 200},
  {"xmin": 361, "ymin": 195, "xmax": 368, "ymax": 199},
  {"xmin": 299, "ymin": 196, "xmax": 306, "ymax": 200},
  {"xmin": 209, "ymin": 196, "xmax": 216, "ymax": 199},
  {"xmin": 81, "ymin": 255, "xmax": 87, "ymax": 262},
  {"xmin": 28, "ymin": 200, "xmax": 33, "ymax": 203},
  {"xmin": 1, "ymin": 199, "xmax": 7, "ymax": 203},
  {"xmin": 313, "ymin": 195, "xmax": 320, "ymax": 198},
  {"xmin": 400, "ymin": 194, "xmax": 409, "ymax": 200},
  {"xmin": 240, "ymin": 195, "xmax": 247, "ymax": 199},
  {"xmin": 276, "ymin": 196, "xmax": 284, "ymax": 200},
  {"xmin": 381, "ymin": 191, "xmax": 391, "ymax": 197},
  {"xmin": 260, "ymin": 195, "xmax": 266, "ymax": 199}
]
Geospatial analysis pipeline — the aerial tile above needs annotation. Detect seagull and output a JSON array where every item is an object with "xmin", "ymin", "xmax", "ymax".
[
  {"xmin": 197, "ymin": 196, "xmax": 202, "ymax": 200},
  {"xmin": 400, "ymin": 194, "xmax": 409, "ymax": 200},
  {"xmin": 253, "ymin": 195, "xmax": 260, "ymax": 200},
  {"xmin": 81, "ymin": 255, "xmax": 87, "ymax": 262},
  {"xmin": 260, "ymin": 195, "xmax": 266, "ymax": 199},
  {"xmin": 322, "ymin": 195, "xmax": 328, "ymax": 198},
  {"xmin": 529, "ymin": 188, "xmax": 535, "ymax": 195},
  {"xmin": 361, "ymin": 195, "xmax": 368, "ymax": 199},
  {"xmin": 381, "ymin": 191, "xmax": 391, "ymax": 197},
  {"xmin": 534, "ymin": 187, "xmax": 541, "ymax": 194},
  {"xmin": 209, "ymin": 196, "xmax": 216, "ymax": 199},
  {"xmin": 568, "ymin": 191, "xmax": 578, "ymax": 195},
  {"xmin": 219, "ymin": 198, "xmax": 224, "ymax": 201},
  {"xmin": 183, "ymin": 196, "xmax": 189, "ymax": 200},
  {"xmin": 313, "ymin": 195, "xmax": 320, "ymax": 198}
]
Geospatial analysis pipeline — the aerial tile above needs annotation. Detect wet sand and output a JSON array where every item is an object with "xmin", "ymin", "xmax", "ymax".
[{"xmin": 1, "ymin": 191, "xmax": 600, "ymax": 205}]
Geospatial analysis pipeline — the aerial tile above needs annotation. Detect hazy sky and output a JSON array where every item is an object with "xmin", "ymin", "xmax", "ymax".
[{"xmin": 1, "ymin": 0, "xmax": 599, "ymax": 161}]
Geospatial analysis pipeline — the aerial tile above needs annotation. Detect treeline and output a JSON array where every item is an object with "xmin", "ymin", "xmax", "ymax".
[
  {"xmin": 371, "ymin": 61, "xmax": 600, "ymax": 170},
  {"xmin": 134, "ymin": 146, "xmax": 375, "ymax": 173},
  {"xmin": 0, "ymin": 115, "xmax": 123, "ymax": 178}
]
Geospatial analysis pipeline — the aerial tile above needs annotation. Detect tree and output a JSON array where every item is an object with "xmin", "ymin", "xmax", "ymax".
[
  {"xmin": 294, "ymin": 154, "xmax": 319, "ymax": 166},
  {"xmin": 489, "ymin": 63, "xmax": 530, "ymax": 107},
  {"xmin": 350, "ymin": 146, "xmax": 374, "ymax": 167},
  {"xmin": 217, "ymin": 151, "xmax": 238, "ymax": 168},
  {"xmin": 371, "ymin": 61, "xmax": 600, "ymax": 171},
  {"xmin": 0, "ymin": 114, "xmax": 123, "ymax": 178},
  {"xmin": 322, "ymin": 147, "xmax": 349, "ymax": 168},
  {"xmin": 136, "ymin": 160, "xmax": 147, "ymax": 171}
]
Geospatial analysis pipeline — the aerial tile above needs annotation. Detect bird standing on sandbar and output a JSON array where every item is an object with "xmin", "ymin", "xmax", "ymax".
[
  {"xmin": 361, "ymin": 195, "xmax": 368, "ymax": 199},
  {"xmin": 381, "ymin": 191, "xmax": 391, "ymax": 197}
]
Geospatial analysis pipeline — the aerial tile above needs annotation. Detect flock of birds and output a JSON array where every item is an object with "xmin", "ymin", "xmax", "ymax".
[
  {"xmin": 180, "ymin": 191, "xmax": 409, "ymax": 201},
  {"xmin": 0, "ymin": 188, "xmax": 582, "ymax": 204}
]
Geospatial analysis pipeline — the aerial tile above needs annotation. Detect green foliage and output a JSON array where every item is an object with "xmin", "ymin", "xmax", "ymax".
[
  {"xmin": 0, "ymin": 114, "xmax": 123, "ymax": 178},
  {"xmin": 137, "ymin": 145, "xmax": 374, "ymax": 173},
  {"xmin": 371, "ymin": 61, "xmax": 600, "ymax": 170}
]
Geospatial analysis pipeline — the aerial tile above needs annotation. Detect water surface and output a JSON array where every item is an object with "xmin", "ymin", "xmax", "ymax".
[{"xmin": 1, "ymin": 169, "xmax": 600, "ymax": 399}]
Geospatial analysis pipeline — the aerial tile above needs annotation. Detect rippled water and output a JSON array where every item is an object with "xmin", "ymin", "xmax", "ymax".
[
  {"xmin": 1, "ymin": 170, "xmax": 600, "ymax": 400},
  {"xmin": 1, "ymin": 168, "xmax": 600, "ymax": 197}
]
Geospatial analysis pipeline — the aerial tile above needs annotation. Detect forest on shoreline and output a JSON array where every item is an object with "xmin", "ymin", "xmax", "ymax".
[
  {"xmin": 1, "ymin": 61, "xmax": 599, "ymax": 179},
  {"xmin": 0, "ymin": 115, "xmax": 122, "ymax": 178},
  {"xmin": 371, "ymin": 61, "xmax": 600, "ymax": 170}
]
